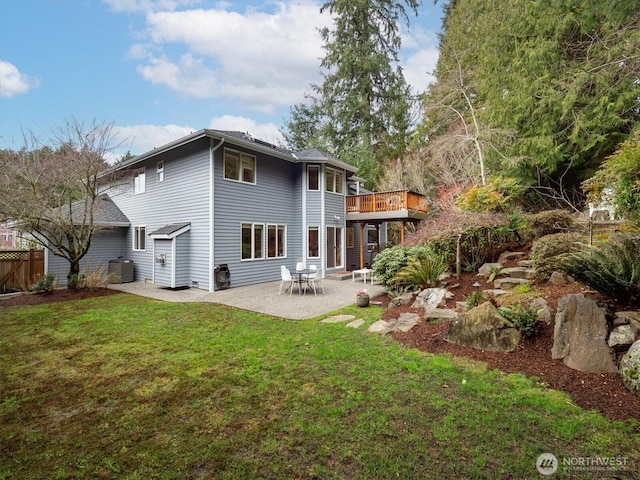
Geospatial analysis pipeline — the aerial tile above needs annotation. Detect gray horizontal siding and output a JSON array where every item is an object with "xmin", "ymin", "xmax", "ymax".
[
  {"xmin": 213, "ymin": 149, "xmax": 302, "ymax": 287},
  {"xmin": 176, "ymin": 232, "xmax": 190, "ymax": 287},
  {"xmin": 153, "ymin": 240, "xmax": 172, "ymax": 287},
  {"xmin": 108, "ymin": 139, "xmax": 211, "ymax": 289},
  {"xmin": 46, "ymin": 228, "xmax": 127, "ymax": 285}
]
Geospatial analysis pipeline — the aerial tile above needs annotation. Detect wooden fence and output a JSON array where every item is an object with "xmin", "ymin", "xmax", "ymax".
[{"xmin": 0, "ymin": 249, "xmax": 45, "ymax": 292}]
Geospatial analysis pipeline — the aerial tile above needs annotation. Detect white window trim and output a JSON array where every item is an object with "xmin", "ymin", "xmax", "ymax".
[
  {"xmin": 325, "ymin": 166, "xmax": 344, "ymax": 195},
  {"xmin": 134, "ymin": 169, "xmax": 146, "ymax": 195},
  {"xmin": 266, "ymin": 224, "xmax": 287, "ymax": 259},
  {"xmin": 241, "ymin": 222, "xmax": 264, "ymax": 261},
  {"xmin": 133, "ymin": 225, "xmax": 146, "ymax": 251},
  {"xmin": 307, "ymin": 165, "xmax": 320, "ymax": 191},
  {"xmin": 157, "ymin": 161, "xmax": 164, "ymax": 182},
  {"xmin": 307, "ymin": 225, "xmax": 320, "ymax": 258},
  {"xmin": 224, "ymin": 148, "xmax": 256, "ymax": 185}
]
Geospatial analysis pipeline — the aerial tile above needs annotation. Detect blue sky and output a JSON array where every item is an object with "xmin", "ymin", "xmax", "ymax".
[{"xmin": 0, "ymin": 0, "xmax": 445, "ymax": 160}]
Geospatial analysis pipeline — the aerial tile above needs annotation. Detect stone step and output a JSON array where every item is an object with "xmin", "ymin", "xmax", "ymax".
[
  {"xmin": 326, "ymin": 272, "xmax": 353, "ymax": 281},
  {"xmin": 497, "ymin": 251, "xmax": 527, "ymax": 264},
  {"xmin": 482, "ymin": 288, "xmax": 509, "ymax": 298},
  {"xmin": 494, "ymin": 277, "xmax": 531, "ymax": 289},
  {"xmin": 502, "ymin": 266, "xmax": 536, "ymax": 280}
]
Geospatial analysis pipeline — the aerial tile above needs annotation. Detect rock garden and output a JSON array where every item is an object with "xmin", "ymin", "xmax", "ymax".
[{"xmin": 365, "ymin": 210, "xmax": 640, "ymax": 423}]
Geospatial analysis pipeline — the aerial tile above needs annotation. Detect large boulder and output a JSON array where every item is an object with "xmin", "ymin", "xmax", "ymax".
[
  {"xmin": 619, "ymin": 340, "xmax": 640, "ymax": 395},
  {"xmin": 551, "ymin": 294, "xmax": 617, "ymax": 373},
  {"xmin": 412, "ymin": 288, "xmax": 452, "ymax": 310},
  {"xmin": 446, "ymin": 302, "xmax": 522, "ymax": 352}
]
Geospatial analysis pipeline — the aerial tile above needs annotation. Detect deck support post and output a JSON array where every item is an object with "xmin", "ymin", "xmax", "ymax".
[{"xmin": 359, "ymin": 222, "xmax": 365, "ymax": 269}]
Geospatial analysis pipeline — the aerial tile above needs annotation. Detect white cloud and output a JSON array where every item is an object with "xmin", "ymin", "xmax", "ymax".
[
  {"xmin": 0, "ymin": 61, "xmax": 40, "ymax": 98},
  {"xmin": 109, "ymin": 118, "xmax": 283, "ymax": 163},
  {"xmin": 401, "ymin": 28, "xmax": 439, "ymax": 95},
  {"xmin": 209, "ymin": 115, "xmax": 285, "ymax": 146},
  {"xmin": 112, "ymin": 123, "xmax": 195, "ymax": 157},
  {"xmin": 131, "ymin": 2, "xmax": 328, "ymax": 110},
  {"xmin": 403, "ymin": 46, "xmax": 439, "ymax": 95}
]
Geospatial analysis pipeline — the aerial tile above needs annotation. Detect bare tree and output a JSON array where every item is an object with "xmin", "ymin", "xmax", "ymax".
[{"xmin": 0, "ymin": 119, "xmax": 120, "ymax": 287}]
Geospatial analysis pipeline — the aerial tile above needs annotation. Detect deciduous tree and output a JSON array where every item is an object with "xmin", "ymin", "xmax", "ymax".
[{"xmin": 0, "ymin": 119, "xmax": 120, "ymax": 287}]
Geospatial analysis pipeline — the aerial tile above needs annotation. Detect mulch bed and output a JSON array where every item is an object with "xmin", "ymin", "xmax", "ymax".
[{"xmin": 374, "ymin": 273, "xmax": 640, "ymax": 424}]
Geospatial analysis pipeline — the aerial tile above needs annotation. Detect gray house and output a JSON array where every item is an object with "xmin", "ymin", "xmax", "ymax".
[{"xmin": 46, "ymin": 129, "xmax": 428, "ymax": 291}]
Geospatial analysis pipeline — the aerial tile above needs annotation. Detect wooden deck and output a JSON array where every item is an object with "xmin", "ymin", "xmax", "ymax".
[{"xmin": 346, "ymin": 190, "xmax": 428, "ymax": 222}]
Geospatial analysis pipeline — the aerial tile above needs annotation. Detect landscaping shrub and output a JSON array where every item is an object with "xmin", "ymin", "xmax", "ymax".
[
  {"xmin": 498, "ymin": 303, "xmax": 539, "ymax": 338},
  {"xmin": 524, "ymin": 209, "xmax": 577, "ymax": 241},
  {"xmin": 456, "ymin": 176, "xmax": 523, "ymax": 213},
  {"xmin": 393, "ymin": 254, "xmax": 447, "ymax": 291},
  {"xmin": 82, "ymin": 264, "xmax": 119, "ymax": 291},
  {"xmin": 32, "ymin": 274, "xmax": 55, "ymax": 294},
  {"xmin": 465, "ymin": 290, "xmax": 483, "ymax": 309},
  {"xmin": 372, "ymin": 245, "xmax": 433, "ymax": 290},
  {"xmin": 407, "ymin": 211, "xmax": 524, "ymax": 272},
  {"xmin": 530, "ymin": 232, "xmax": 584, "ymax": 279},
  {"xmin": 558, "ymin": 233, "xmax": 640, "ymax": 308},
  {"xmin": 67, "ymin": 272, "xmax": 85, "ymax": 290}
]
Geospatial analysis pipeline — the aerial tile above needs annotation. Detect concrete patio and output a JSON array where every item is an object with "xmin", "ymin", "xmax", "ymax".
[{"xmin": 108, "ymin": 277, "xmax": 386, "ymax": 320}]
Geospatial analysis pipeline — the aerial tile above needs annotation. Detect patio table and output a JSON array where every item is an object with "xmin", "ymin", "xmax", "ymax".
[{"xmin": 293, "ymin": 268, "xmax": 314, "ymax": 295}]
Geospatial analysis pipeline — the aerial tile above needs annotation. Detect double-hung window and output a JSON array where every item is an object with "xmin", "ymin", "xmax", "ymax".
[
  {"xmin": 325, "ymin": 167, "xmax": 343, "ymax": 194},
  {"xmin": 267, "ymin": 224, "xmax": 286, "ymax": 258},
  {"xmin": 134, "ymin": 169, "xmax": 146, "ymax": 194},
  {"xmin": 133, "ymin": 226, "xmax": 146, "ymax": 251},
  {"xmin": 241, "ymin": 223, "xmax": 264, "ymax": 260},
  {"xmin": 225, "ymin": 149, "xmax": 256, "ymax": 184}
]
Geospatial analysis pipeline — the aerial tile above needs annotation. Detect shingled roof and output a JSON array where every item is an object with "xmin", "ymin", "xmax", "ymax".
[{"xmin": 68, "ymin": 194, "xmax": 130, "ymax": 227}]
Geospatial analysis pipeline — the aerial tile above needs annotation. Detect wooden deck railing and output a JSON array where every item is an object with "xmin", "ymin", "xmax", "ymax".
[{"xmin": 346, "ymin": 190, "xmax": 428, "ymax": 214}]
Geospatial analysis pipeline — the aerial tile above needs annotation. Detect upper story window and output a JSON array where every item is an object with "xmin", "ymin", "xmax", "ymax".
[
  {"xmin": 157, "ymin": 161, "xmax": 164, "ymax": 182},
  {"xmin": 224, "ymin": 148, "xmax": 256, "ymax": 184},
  {"xmin": 134, "ymin": 169, "xmax": 146, "ymax": 194},
  {"xmin": 307, "ymin": 165, "xmax": 319, "ymax": 191},
  {"xmin": 325, "ymin": 167, "xmax": 343, "ymax": 194}
]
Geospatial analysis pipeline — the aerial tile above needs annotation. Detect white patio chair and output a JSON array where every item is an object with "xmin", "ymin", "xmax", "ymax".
[
  {"xmin": 306, "ymin": 265, "xmax": 325, "ymax": 295},
  {"xmin": 279, "ymin": 265, "xmax": 296, "ymax": 296}
]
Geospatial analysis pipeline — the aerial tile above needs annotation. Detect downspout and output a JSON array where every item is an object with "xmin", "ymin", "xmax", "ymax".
[
  {"xmin": 301, "ymin": 163, "xmax": 307, "ymax": 266},
  {"xmin": 208, "ymin": 138, "xmax": 225, "ymax": 292}
]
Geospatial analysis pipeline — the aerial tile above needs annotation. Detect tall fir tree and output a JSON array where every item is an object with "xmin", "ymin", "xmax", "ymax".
[{"xmin": 282, "ymin": 0, "xmax": 421, "ymax": 187}]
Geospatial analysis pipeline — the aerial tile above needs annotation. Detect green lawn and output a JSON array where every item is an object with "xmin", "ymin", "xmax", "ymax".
[{"xmin": 1, "ymin": 293, "xmax": 638, "ymax": 479}]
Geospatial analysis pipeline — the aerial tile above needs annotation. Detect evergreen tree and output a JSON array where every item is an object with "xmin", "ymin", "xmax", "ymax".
[
  {"xmin": 421, "ymin": 0, "xmax": 640, "ymax": 207},
  {"xmin": 282, "ymin": 0, "xmax": 421, "ymax": 187}
]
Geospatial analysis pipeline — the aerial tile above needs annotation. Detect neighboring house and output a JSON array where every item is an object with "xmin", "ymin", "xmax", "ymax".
[
  {"xmin": 46, "ymin": 129, "xmax": 428, "ymax": 291},
  {"xmin": 0, "ymin": 224, "xmax": 21, "ymax": 250}
]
